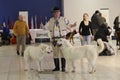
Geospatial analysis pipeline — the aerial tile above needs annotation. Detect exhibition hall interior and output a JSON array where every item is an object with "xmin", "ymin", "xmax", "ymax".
[{"xmin": 0, "ymin": 0, "xmax": 120, "ymax": 80}]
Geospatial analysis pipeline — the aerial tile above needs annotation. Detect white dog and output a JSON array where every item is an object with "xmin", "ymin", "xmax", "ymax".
[
  {"xmin": 57, "ymin": 38, "xmax": 104, "ymax": 73},
  {"xmin": 24, "ymin": 43, "xmax": 53, "ymax": 72}
]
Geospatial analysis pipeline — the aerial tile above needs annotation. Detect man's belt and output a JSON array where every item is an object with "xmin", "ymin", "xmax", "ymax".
[
  {"xmin": 52, "ymin": 36, "xmax": 65, "ymax": 39},
  {"xmin": 52, "ymin": 36, "xmax": 65, "ymax": 46}
]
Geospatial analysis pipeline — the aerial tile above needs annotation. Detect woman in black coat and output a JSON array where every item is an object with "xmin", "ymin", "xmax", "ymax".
[
  {"xmin": 94, "ymin": 23, "xmax": 111, "ymax": 42},
  {"xmin": 94, "ymin": 23, "xmax": 113, "ymax": 56}
]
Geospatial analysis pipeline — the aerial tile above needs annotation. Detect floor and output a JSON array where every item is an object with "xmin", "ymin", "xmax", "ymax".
[{"xmin": 0, "ymin": 43, "xmax": 120, "ymax": 80}]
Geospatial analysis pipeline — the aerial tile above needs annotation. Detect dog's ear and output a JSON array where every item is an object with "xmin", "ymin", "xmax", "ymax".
[{"xmin": 73, "ymin": 30, "xmax": 77, "ymax": 34}]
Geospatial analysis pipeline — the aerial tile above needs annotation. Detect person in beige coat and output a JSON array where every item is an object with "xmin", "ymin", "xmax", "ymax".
[{"xmin": 13, "ymin": 15, "xmax": 29, "ymax": 56}]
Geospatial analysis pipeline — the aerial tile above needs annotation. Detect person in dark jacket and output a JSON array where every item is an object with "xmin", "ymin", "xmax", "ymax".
[
  {"xmin": 94, "ymin": 24, "xmax": 111, "ymax": 42},
  {"xmin": 113, "ymin": 16, "xmax": 120, "ymax": 46},
  {"xmin": 2, "ymin": 25, "xmax": 11, "ymax": 45},
  {"xmin": 113, "ymin": 16, "xmax": 120, "ymax": 31},
  {"xmin": 91, "ymin": 10, "xmax": 101, "ymax": 35},
  {"xmin": 94, "ymin": 24, "xmax": 113, "ymax": 56}
]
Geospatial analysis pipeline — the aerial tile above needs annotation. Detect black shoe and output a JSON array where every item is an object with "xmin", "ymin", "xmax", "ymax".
[
  {"xmin": 52, "ymin": 68, "xmax": 60, "ymax": 71},
  {"xmin": 61, "ymin": 58, "xmax": 66, "ymax": 72},
  {"xmin": 21, "ymin": 52, "xmax": 24, "ymax": 57},
  {"xmin": 17, "ymin": 51, "xmax": 19, "ymax": 55},
  {"xmin": 53, "ymin": 58, "xmax": 60, "ymax": 71},
  {"xmin": 62, "ymin": 68, "xmax": 65, "ymax": 72}
]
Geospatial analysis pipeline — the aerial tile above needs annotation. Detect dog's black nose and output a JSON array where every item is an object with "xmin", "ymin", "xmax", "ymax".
[
  {"xmin": 57, "ymin": 44, "xmax": 62, "ymax": 47},
  {"xmin": 47, "ymin": 52, "xmax": 50, "ymax": 54},
  {"xmin": 47, "ymin": 51, "xmax": 53, "ymax": 54}
]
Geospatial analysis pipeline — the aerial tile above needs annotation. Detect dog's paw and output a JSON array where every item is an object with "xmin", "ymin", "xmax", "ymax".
[
  {"xmin": 37, "ymin": 71, "xmax": 43, "ymax": 73},
  {"xmin": 94, "ymin": 70, "xmax": 96, "ymax": 72},
  {"xmin": 65, "ymin": 70, "xmax": 69, "ymax": 73},
  {"xmin": 65, "ymin": 70, "xmax": 72, "ymax": 73},
  {"xmin": 89, "ymin": 70, "xmax": 96, "ymax": 74},
  {"xmin": 65, "ymin": 71, "xmax": 69, "ymax": 73},
  {"xmin": 72, "ymin": 70, "xmax": 75, "ymax": 73},
  {"xmin": 30, "ymin": 68, "xmax": 34, "ymax": 70},
  {"xmin": 24, "ymin": 69, "xmax": 28, "ymax": 71},
  {"xmin": 89, "ymin": 72, "xmax": 93, "ymax": 74}
]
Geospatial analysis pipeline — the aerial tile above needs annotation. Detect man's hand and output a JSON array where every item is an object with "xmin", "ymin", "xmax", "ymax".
[
  {"xmin": 80, "ymin": 35, "xmax": 83, "ymax": 40},
  {"xmin": 91, "ymin": 36, "xmax": 94, "ymax": 40},
  {"xmin": 14, "ymin": 33, "xmax": 18, "ymax": 36}
]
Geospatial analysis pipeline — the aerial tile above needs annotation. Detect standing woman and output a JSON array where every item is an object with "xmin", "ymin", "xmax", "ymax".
[{"xmin": 79, "ymin": 13, "xmax": 94, "ymax": 45}]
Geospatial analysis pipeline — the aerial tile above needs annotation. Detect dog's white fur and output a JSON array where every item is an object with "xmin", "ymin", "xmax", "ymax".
[
  {"xmin": 57, "ymin": 38, "xmax": 104, "ymax": 73},
  {"xmin": 24, "ymin": 43, "xmax": 53, "ymax": 72}
]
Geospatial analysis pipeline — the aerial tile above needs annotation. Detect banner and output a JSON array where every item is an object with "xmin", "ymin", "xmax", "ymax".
[{"xmin": 30, "ymin": 29, "xmax": 51, "ymax": 43}]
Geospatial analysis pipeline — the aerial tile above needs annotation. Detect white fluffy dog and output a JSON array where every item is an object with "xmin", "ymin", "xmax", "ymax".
[
  {"xmin": 57, "ymin": 38, "xmax": 104, "ymax": 73},
  {"xmin": 24, "ymin": 43, "xmax": 53, "ymax": 72}
]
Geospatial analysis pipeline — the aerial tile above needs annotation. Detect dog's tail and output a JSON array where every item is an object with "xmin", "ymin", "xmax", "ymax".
[{"xmin": 97, "ymin": 39, "xmax": 104, "ymax": 53}]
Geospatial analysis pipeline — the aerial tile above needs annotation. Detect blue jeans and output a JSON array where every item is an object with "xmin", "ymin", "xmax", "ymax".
[{"xmin": 81, "ymin": 35, "xmax": 91, "ymax": 45}]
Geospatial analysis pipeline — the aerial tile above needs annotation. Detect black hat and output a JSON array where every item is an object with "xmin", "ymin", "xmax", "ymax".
[
  {"xmin": 51, "ymin": 6, "xmax": 60, "ymax": 13},
  {"xmin": 95, "ymin": 10, "xmax": 100, "ymax": 14}
]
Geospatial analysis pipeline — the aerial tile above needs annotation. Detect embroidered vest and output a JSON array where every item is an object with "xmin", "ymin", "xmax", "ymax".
[{"xmin": 49, "ymin": 17, "xmax": 68, "ymax": 38}]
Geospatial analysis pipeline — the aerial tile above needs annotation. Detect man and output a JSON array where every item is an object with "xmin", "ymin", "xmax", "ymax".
[
  {"xmin": 94, "ymin": 24, "xmax": 114, "ymax": 56},
  {"xmin": 45, "ymin": 6, "xmax": 76, "ymax": 72},
  {"xmin": 13, "ymin": 15, "xmax": 29, "ymax": 56},
  {"xmin": 2, "ymin": 24, "xmax": 11, "ymax": 45},
  {"xmin": 91, "ymin": 10, "xmax": 101, "ymax": 35},
  {"xmin": 113, "ymin": 16, "xmax": 120, "ymax": 46},
  {"xmin": 114, "ymin": 16, "xmax": 120, "ymax": 30}
]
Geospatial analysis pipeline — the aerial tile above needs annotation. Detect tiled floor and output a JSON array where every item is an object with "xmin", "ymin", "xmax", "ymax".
[{"xmin": 0, "ymin": 44, "xmax": 120, "ymax": 80}]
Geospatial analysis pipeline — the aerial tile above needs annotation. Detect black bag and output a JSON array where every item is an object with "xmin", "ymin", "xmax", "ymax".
[{"xmin": 99, "ymin": 49, "xmax": 112, "ymax": 56}]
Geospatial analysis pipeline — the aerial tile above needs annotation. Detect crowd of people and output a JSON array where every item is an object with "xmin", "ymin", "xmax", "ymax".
[
  {"xmin": 78, "ymin": 10, "xmax": 114, "ymax": 56},
  {"xmin": 0, "ymin": 6, "xmax": 117, "ymax": 72},
  {"xmin": 45, "ymin": 7, "xmax": 115, "ymax": 72}
]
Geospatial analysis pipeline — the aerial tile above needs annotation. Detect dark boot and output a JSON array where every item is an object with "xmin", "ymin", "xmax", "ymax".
[
  {"xmin": 53, "ymin": 58, "xmax": 60, "ymax": 71},
  {"xmin": 21, "ymin": 52, "xmax": 24, "ymax": 57},
  {"xmin": 61, "ymin": 58, "xmax": 66, "ymax": 72},
  {"xmin": 17, "ymin": 50, "xmax": 20, "ymax": 55}
]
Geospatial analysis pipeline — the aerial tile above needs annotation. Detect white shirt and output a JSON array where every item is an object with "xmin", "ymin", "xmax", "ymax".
[{"xmin": 44, "ymin": 17, "xmax": 71, "ymax": 38}]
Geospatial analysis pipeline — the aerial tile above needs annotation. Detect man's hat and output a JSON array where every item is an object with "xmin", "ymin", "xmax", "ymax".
[
  {"xmin": 95, "ymin": 10, "xmax": 100, "ymax": 14},
  {"xmin": 51, "ymin": 6, "xmax": 60, "ymax": 13}
]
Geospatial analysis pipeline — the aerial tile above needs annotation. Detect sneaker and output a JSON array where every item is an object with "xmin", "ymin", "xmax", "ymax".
[
  {"xmin": 17, "ymin": 51, "xmax": 19, "ymax": 55},
  {"xmin": 21, "ymin": 52, "xmax": 24, "ymax": 57},
  {"xmin": 52, "ymin": 68, "xmax": 60, "ymax": 71}
]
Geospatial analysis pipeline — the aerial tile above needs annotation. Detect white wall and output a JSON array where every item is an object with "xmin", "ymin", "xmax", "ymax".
[{"xmin": 63, "ymin": 0, "xmax": 120, "ymax": 28}]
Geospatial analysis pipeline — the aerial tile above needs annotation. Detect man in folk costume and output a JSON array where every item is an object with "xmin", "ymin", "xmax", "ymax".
[{"xmin": 45, "ymin": 6, "xmax": 76, "ymax": 72}]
